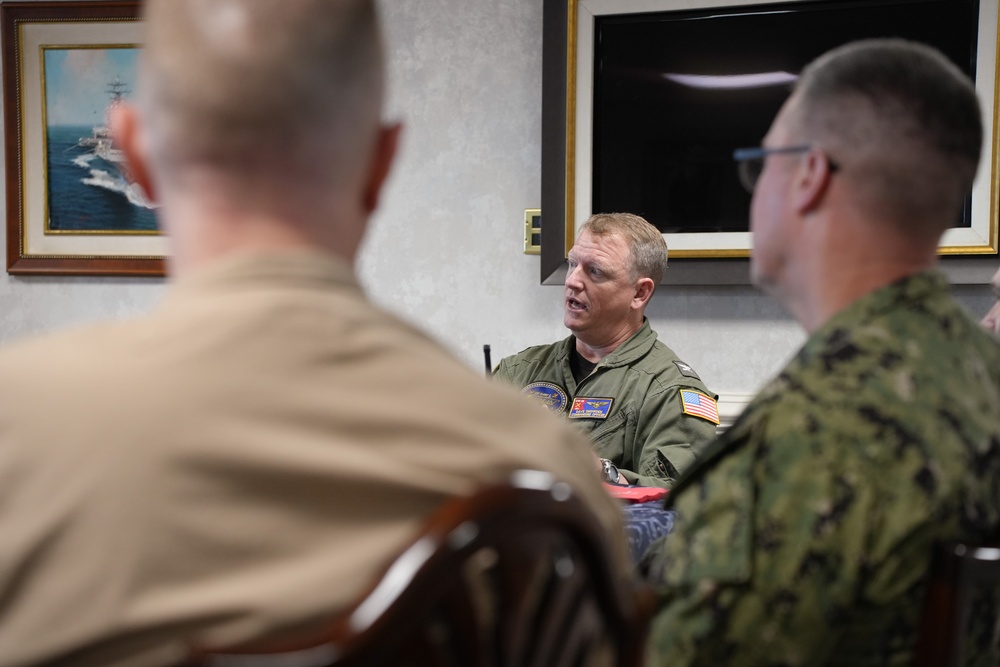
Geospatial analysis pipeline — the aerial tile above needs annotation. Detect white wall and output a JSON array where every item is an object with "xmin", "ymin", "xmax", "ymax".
[{"xmin": 0, "ymin": 0, "xmax": 995, "ymax": 403}]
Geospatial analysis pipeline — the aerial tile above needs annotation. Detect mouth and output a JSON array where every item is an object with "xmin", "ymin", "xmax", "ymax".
[{"xmin": 565, "ymin": 296, "xmax": 587, "ymax": 312}]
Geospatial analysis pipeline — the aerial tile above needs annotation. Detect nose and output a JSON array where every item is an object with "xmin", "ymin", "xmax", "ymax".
[
  {"xmin": 983, "ymin": 303, "xmax": 1000, "ymax": 337},
  {"xmin": 565, "ymin": 264, "xmax": 583, "ymax": 290}
]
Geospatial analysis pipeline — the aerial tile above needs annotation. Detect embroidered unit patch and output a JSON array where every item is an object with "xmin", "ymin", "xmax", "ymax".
[
  {"xmin": 680, "ymin": 390, "xmax": 720, "ymax": 425},
  {"xmin": 568, "ymin": 397, "xmax": 614, "ymax": 419},
  {"xmin": 522, "ymin": 382, "xmax": 568, "ymax": 414}
]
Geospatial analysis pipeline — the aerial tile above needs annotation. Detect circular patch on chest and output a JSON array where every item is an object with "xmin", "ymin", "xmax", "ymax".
[{"xmin": 522, "ymin": 382, "xmax": 569, "ymax": 414}]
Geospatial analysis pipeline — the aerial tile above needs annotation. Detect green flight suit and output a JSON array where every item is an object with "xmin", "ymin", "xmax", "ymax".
[
  {"xmin": 494, "ymin": 319, "xmax": 718, "ymax": 488},
  {"xmin": 643, "ymin": 271, "xmax": 1000, "ymax": 666}
]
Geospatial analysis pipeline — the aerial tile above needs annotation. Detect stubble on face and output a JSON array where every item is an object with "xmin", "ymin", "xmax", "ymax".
[
  {"xmin": 748, "ymin": 97, "xmax": 802, "ymax": 295},
  {"xmin": 563, "ymin": 232, "xmax": 638, "ymax": 347}
]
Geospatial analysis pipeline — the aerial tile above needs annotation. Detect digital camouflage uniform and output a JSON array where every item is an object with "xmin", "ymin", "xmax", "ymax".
[
  {"xmin": 494, "ymin": 319, "xmax": 718, "ymax": 488},
  {"xmin": 642, "ymin": 271, "xmax": 1000, "ymax": 666}
]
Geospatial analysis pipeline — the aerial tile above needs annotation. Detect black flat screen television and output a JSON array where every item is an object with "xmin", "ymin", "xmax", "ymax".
[{"xmin": 591, "ymin": 0, "xmax": 980, "ymax": 235}]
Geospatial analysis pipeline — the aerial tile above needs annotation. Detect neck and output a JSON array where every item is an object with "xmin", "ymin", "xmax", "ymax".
[
  {"xmin": 574, "ymin": 319, "xmax": 643, "ymax": 362},
  {"xmin": 157, "ymin": 177, "xmax": 363, "ymax": 278},
  {"xmin": 794, "ymin": 260, "xmax": 934, "ymax": 332},
  {"xmin": 783, "ymin": 213, "xmax": 940, "ymax": 333}
]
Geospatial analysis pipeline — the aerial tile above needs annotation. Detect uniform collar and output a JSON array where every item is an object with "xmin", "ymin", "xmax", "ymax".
[
  {"xmin": 665, "ymin": 270, "xmax": 950, "ymax": 505},
  {"xmin": 165, "ymin": 250, "xmax": 361, "ymax": 301},
  {"xmin": 796, "ymin": 269, "xmax": 949, "ymax": 366},
  {"xmin": 560, "ymin": 318, "xmax": 658, "ymax": 368}
]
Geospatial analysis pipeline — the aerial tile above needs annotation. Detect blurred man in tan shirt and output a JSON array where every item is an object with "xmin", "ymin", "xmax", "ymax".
[{"xmin": 0, "ymin": 2, "xmax": 625, "ymax": 665}]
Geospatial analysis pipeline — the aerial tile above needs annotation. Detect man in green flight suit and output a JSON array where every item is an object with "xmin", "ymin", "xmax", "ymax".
[
  {"xmin": 643, "ymin": 39, "xmax": 1000, "ymax": 665},
  {"xmin": 494, "ymin": 212, "xmax": 718, "ymax": 489}
]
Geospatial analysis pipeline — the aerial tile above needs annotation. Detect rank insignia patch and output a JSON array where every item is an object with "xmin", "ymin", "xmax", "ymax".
[
  {"xmin": 673, "ymin": 360, "xmax": 701, "ymax": 380},
  {"xmin": 568, "ymin": 397, "xmax": 614, "ymax": 419},
  {"xmin": 680, "ymin": 390, "xmax": 720, "ymax": 425},
  {"xmin": 522, "ymin": 382, "xmax": 569, "ymax": 414}
]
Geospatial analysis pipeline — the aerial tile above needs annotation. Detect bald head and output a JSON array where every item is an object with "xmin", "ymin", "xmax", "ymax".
[{"xmin": 138, "ymin": 0, "xmax": 384, "ymax": 196}]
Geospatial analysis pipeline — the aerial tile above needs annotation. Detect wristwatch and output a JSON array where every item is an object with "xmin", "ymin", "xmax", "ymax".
[{"xmin": 600, "ymin": 458, "xmax": 625, "ymax": 485}]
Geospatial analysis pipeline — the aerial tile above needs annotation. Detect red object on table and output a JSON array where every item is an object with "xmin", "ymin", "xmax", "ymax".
[{"xmin": 603, "ymin": 483, "xmax": 668, "ymax": 502}]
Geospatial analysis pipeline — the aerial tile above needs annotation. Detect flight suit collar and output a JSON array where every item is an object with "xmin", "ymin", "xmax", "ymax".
[{"xmin": 562, "ymin": 318, "xmax": 658, "ymax": 369}]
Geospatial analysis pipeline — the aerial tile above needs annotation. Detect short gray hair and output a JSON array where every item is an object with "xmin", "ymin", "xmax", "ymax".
[
  {"xmin": 792, "ymin": 38, "xmax": 982, "ymax": 233},
  {"xmin": 139, "ymin": 0, "xmax": 383, "ymax": 191},
  {"xmin": 581, "ymin": 213, "xmax": 668, "ymax": 286}
]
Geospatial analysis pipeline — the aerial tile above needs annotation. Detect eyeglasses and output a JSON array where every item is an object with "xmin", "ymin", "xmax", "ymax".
[{"xmin": 732, "ymin": 145, "xmax": 838, "ymax": 193}]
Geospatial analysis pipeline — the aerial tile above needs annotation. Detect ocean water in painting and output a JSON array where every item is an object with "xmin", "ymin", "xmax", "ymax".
[{"xmin": 46, "ymin": 125, "xmax": 158, "ymax": 233}]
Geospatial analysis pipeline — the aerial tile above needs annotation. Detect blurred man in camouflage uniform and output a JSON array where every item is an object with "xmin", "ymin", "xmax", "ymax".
[{"xmin": 643, "ymin": 39, "xmax": 1000, "ymax": 665}]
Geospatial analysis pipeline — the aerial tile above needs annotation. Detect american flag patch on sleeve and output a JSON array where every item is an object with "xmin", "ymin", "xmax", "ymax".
[{"xmin": 680, "ymin": 390, "xmax": 720, "ymax": 425}]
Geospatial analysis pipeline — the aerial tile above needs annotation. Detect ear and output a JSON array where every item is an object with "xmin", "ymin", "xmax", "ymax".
[
  {"xmin": 631, "ymin": 276, "xmax": 656, "ymax": 311},
  {"xmin": 790, "ymin": 149, "xmax": 834, "ymax": 214},
  {"xmin": 362, "ymin": 122, "xmax": 402, "ymax": 214},
  {"xmin": 109, "ymin": 104, "xmax": 157, "ymax": 204},
  {"xmin": 983, "ymin": 297, "xmax": 1000, "ymax": 336}
]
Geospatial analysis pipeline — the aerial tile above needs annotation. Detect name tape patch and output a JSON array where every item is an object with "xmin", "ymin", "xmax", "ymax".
[{"xmin": 568, "ymin": 397, "xmax": 614, "ymax": 420}]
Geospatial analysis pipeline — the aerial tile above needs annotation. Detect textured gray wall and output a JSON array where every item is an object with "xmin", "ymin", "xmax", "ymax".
[{"xmin": 0, "ymin": 0, "xmax": 995, "ymax": 400}]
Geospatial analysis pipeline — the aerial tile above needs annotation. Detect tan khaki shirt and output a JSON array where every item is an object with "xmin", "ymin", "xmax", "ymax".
[{"xmin": 0, "ymin": 252, "xmax": 625, "ymax": 666}]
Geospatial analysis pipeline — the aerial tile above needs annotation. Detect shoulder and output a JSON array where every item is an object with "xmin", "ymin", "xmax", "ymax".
[
  {"xmin": 659, "ymin": 388, "xmax": 875, "ymax": 568},
  {"xmin": 495, "ymin": 337, "xmax": 570, "ymax": 378},
  {"xmin": 631, "ymin": 340, "xmax": 715, "ymax": 396},
  {"xmin": 800, "ymin": 296, "xmax": 1000, "ymax": 422},
  {"xmin": 677, "ymin": 361, "xmax": 952, "ymax": 525},
  {"xmin": 502, "ymin": 338, "xmax": 569, "ymax": 363},
  {"xmin": 0, "ymin": 321, "xmax": 131, "ymax": 376},
  {"xmin": 0, "ymin": 320, "xmax": 150, "ymax": 428}
]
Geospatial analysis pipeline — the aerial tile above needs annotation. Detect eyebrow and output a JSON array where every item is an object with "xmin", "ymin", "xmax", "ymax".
[{"xmin": 568, "ymin": 253, "xmax": 614, "ymax": 276}]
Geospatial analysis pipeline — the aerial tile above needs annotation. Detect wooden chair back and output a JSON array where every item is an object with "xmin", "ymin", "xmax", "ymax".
[
  {"xmin": 186, "ymin": 470, "xmax": 654, "ymax": 667},
  {"xmin": 914, "ymin": 541, "xmax": 1000, "ymax": 667}
]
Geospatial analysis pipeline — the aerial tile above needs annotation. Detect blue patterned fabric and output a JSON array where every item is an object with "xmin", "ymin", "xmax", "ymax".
[{"xmin": 621, "ymin": 500, "xmax": 675, "ymax": 564}]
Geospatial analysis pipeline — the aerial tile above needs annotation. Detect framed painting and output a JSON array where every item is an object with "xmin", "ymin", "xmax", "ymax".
[
  {"xmin": 541, "ymin": 0, "xmax": 1000, "ymax": 284},
  {"xmin": 3, "ymin": 1, "xmax": 165, "ymax": 277}
]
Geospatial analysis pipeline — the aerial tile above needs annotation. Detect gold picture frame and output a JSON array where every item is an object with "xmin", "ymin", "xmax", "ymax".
[{"xmin": 3, "ymin": 1, "xmax": 165, "ymax": 276}]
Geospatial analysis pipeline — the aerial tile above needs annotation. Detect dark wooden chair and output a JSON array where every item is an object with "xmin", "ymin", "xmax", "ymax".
[
  {"xmin": 185, "ymin": 470, "xmax": 655, "ymax": 667},
  {"xmin": 914, "ymin": 541, "xmax": 1000, "ymax": 667}
]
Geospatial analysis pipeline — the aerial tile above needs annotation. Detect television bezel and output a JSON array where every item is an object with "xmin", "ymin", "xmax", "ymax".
[{"xmin": 540, "ymin": 0, "xmax": 1000, "ymax": 284}]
